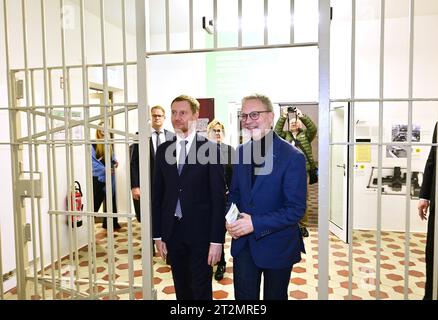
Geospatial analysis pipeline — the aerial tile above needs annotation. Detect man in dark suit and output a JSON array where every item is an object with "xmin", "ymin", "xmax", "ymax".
[
  {"xmin": 130, "ymin": 105, "xmax": 174, "ymax": 222},
  {"xmin": 418, "ymin": 122, "xmax": 437, "ymax": 300},
  {"xmin": 207, "ymin": 119, "xmax": 235, "ymax": 281},
  {"xmin": 152, "ymin": 95, "xmax": 226, "ymax": 300},
  {"xmin": 226, "ymin": 94, "xmax": 307, "ymax": 300}
]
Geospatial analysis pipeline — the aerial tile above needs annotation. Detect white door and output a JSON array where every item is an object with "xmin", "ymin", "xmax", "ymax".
[{"xmin": 329, "ymin": 104, "xmax": 349, "ymax": 242}]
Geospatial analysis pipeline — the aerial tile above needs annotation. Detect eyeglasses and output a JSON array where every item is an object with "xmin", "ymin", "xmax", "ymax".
[
  {"xmin": 151, "ymin": 114, "xmax": 164, "ymax": 118},
  {"xmin": 212, "ymin": 129, "xmax": 222, "ymax": 133},
  {"xmin": 239, "ymin": 111, "xmax": 270, "ymax": 121}
]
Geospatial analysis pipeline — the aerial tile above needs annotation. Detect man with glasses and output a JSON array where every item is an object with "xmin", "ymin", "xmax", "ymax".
[
  {"xmin": 226, "ymin": 94, "xmax": 307, "ymax": 300},
  {"xmin": 130, "ymin": 105, "xmax": 174, "ymax": 223}
]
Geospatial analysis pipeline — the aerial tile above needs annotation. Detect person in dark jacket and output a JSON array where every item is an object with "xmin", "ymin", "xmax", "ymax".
[
  {"xmin": 130, "ymin": 105, "xmax": 174, "ymax": 223},
  {"xmin": 418, "ymin": 122, "xmax": 437, "ymax": 300},
  {"xmin": 274, "ymin": 107, "xmax": 317, "ymax": 237},
  {"xmin": 226, "ymin": 94, "xmax": 307, "ymax": 300},
  {"xmin": 207, "ymin": 119, "xmax": 234, "ymax": 281},
  {"xmin": 152, "ymin": 95, "xmax": 226, "ymax": 300}
]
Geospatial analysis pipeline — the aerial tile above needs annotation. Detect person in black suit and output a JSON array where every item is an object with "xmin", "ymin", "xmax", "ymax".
[
  {"xmin": 418, "ymin": 122, "xmax": 437, "ymax": 300},
  {"xmin": 130, "ymin": 105, "xmax": 174, "ymax": 223},
  {"xmin": 152, "ymin": 95, "xmax": 226, "ymax": 300},
  {"xmin": 207, "ymin": 119, "xmax": 234, "ymax": 281}
]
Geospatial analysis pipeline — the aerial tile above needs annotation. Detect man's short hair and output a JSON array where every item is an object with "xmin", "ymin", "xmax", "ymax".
[
  {"xmin": 150, "ymin": 105, "xmax": 165, "ymax": 114},
  {"xmin": 171, "ymin": 95, "xmax": 200, "ymax": 114},
  {"xmin": 241, "ymin": 94, "xmax": 273, "ymax": 112}
]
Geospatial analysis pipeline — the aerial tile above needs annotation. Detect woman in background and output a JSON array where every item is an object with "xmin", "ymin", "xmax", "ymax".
[{"xmin": 92, "ymin": 122, "xmax": 121, "ymax": 230}]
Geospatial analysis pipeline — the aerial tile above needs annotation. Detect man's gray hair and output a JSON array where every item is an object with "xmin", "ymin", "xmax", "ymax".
[{"xmin": 241, "ymin": 94, "xmax": 273, "ymax": 112}]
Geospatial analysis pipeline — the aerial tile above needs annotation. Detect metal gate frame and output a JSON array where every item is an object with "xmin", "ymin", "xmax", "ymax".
[{"xmin": 1, "ymin": 0, "xmax": 332, "ymax": 300}]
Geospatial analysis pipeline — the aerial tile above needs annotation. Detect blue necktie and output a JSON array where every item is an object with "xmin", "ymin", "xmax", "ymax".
[{"xmin": 175, "ymin": 140, "xmax": 187, "ymax": 219}]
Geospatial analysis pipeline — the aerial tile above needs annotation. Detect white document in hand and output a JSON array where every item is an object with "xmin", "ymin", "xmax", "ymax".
[{"xmin": 225, "ymin": 203, "xmax": 240, "ymax": 223}]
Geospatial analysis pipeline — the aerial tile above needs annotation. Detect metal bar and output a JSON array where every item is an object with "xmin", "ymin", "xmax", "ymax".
[
  {"xmin": 330, "ymin": 142, "xmax": 438, "ymax": 147},
  {"xmin": 136, "ymin": 0, "xmax": 154, "ymax": 300},
  {"xmin": 60, "ymin": 0, "xmax": 76, "ymax": 300},
  {"xmin": 165, "ymin": 0, "xmax": 170, "ymax": 51},
  {"xmin": 290, "ymin": 0, "xmax": 294, "ymax": 44},
  {"xmin": 331, "ymin": 98, "xmax": 438, "ymax": 102},
  {"xmin": 39, "ymin": 0, "xmax": 57, "ymax": 300},
  {"xmin": 121, "ymin": 0, "xmax": 135, "ymax": 300},
  {"xmin": 48, "ymin": 69, "xmax": 63, "ymax": 289},
  {"xmin": 67, "ymin": 69, "xmax": 81, "ymax": 296},
  {"xmin": 48, "ymin": 210, "xmax": 135, "ymax": 218},
  {"xmin": 16, "ymin": 107, "xmax": 138, "ymax": 143},
  {"xmin": 99, "ymin": 0, "xmax": 116, "ymax": 300},
  {"xmin": 31, "ymin": 68, "xmax": 47, "ymax": 300},
  {"xmin": 318, "ymin": 0, "xmax": 330, "ymax": 300},
  {"xmin": 347, "ymin": 0, "xmax": 357, "ymax": 300},
  {"xmin": 189, "ymin": 0, "xmax": 193, "ymax": 50},
  {"xmin": 238, "ymin": 0, "xmax": 242, "ymax": 47},
  {"xmin": 404, "ymin": 0, "xmax": 415, "ymax": 300},
  {"xmin": 9, "ymin": 61, "xmax": 137, "ymax": 73},
  {"xmin": 213, "ymin": 0, "xmax": 218, "ymax": 48},
  {"xmin": 78, "ymin": 0, "xmax": 97, "ymax": 300},
  {"xmin": 3, "ymin": 102, "xmax": 139, "ymax": 111},
  {"xmin": 375, "ymin": 0, "xmax": 386, "ymax": 300},
  {"xmin": 0, "ymin": 1, "xmax": 6, "ymax": 290},
  {"xmin": 146, "ymin": 42, "xmax": 319, "ymax": 55},
  {"xmin": 264, "ymin": 0, "xmax": 268, "ymax": 45},
  {"xmin": 21, "ymin": 0, "xmax": 36, "ymax": 299}
]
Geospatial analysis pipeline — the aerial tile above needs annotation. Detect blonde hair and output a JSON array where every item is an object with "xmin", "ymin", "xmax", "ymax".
[
  {"xmin": 151, "ymin": 105, "xmax": 165, "ymax": 114},
  {"xmin": 95, "ymin": 122, "xmax": 113, "ymax": 159},
  {"xmin": 207, "ymin": 119, "xmax": 225, "ymax": 136},
  {"xmin": 171, "ymin": 95, "xmax": 200, "ymax": 114}
]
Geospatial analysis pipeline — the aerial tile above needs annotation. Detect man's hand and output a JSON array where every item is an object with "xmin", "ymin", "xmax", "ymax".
[
  {"xmin": 208, "ymin": 243, "xmax": 222, "ymax": 266},
  {"xmin": 418, "ymin": 199, "xmax": 430, "ymax": 221},
  {"xmin": 155, "ymin": 239, "xmax": 168, "ymax": 260},
  {"xmin": 295, "ymin": 108, "xmax": 303, "ymax": 118},
  {"xmin": 226, "ymin": 213, "xmax": 254, "ymax": 239},
  {"xmin": 131, "ymin": 187, "xmax": 141, "ymax": 201}
]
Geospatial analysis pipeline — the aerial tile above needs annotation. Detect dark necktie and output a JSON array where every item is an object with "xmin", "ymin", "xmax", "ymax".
[
  {"xmin": 175, "ymin": 140, "xmax": 187, "ymax": 219},
  {"xmin": 154, "ymin": 131, "xmax": 162, "ymax": 154}
]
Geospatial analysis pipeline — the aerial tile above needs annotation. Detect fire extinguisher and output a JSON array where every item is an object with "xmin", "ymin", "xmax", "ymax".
[{"xmin": 66, "ymin": 180, "xmax": 83, "ymax": 227}]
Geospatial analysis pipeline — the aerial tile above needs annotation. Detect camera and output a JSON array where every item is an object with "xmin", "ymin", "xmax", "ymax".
[{"xmin": 287, "ymin": 106, "xmax": 297, "ymax": 113}]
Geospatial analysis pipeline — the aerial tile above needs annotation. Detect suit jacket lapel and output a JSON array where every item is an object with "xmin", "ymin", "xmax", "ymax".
[
  {"xmin": 164, "ymin": 129, "xmax": 174, "ymax": 142},
  {"xmin": 179, "ymin": 133, "xmax": 200, "ymax": 178},
  {"xmin": 250, "ymin": 134, "xmax": 277, "ymax": 200}
]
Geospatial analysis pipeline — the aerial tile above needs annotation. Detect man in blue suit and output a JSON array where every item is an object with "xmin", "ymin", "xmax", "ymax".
[
  {"xmin": 227, "ymin": 94, "xmax": 307, "ymax": 300},
  {"xmin": 152, "ymin": 95, "xmax": 226, "ymax": 300}
]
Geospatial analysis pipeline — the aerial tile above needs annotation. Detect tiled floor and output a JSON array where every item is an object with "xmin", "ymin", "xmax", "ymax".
[{"xmin": 4, "ymin": 184, "xmax": 427, "ymax": 300}]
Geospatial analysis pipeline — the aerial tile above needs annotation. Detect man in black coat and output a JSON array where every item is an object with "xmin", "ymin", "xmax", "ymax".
[
  {"xmin": 418, "ymin": 122, "xmax": 437, "ymax": 300},
  {"xmin": 130, "ymin": 105, "xmax": 174, "ymax": 223},
  {"xmin": 152, "ymin": 95, "xmax": 226, "ymax": 300}
]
